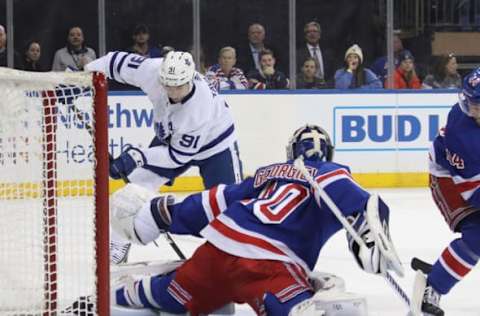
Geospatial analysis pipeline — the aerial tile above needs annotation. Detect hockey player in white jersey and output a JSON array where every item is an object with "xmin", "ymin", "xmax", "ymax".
[
  {"xmin": 85, "ymin": 50, "xmax": 242, "ymax": 190},
  {"xmin": 85, "ymin": 51, "xmax": 243, "ymax": 263}
]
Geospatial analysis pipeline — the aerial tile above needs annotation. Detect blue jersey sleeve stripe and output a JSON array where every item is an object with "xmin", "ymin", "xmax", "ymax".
[
  {"xmin": 199, "ymin": 124, "xmax": 234, "ymax": 152},
  {"xmin": 168, "ymin": 146, "xmax": 184, "ymax": 165},
  {"xmin": 170, "ymin": 145, "xmax": 196, "ymax": 157},
  {"xmin": 168, "ymin": 124, "xmax": 235, "ymax": 158},
  {"xmin": 109, "ymin": 51, "xmax": 120, "ymax": 81},
  {"xmin": 116, "ymin": 52, "xmax": 130, "ymax": 75}
]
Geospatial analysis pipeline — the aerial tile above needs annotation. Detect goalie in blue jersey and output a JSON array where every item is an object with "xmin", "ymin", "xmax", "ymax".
[{"xmin": 109, "ymin": 124, "xmax": 403, "ymax": 316}]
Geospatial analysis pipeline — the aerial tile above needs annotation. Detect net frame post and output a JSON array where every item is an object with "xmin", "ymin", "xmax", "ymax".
[
  {"xmin": 93, "ymin": 72, "xmax": 110, "ymax": 316},
  {"xmin": 42, "ymin": 90, "xmax": 58, "ymax": 316}
]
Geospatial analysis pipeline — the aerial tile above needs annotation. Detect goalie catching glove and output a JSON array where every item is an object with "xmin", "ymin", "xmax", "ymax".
[
  {"xmin": 110, "ymin": 183, "xmax": 175, "ymax": 245},
  {"xmin": 347, "ymin": 194, "xmax": 404, "ymax": 277}
]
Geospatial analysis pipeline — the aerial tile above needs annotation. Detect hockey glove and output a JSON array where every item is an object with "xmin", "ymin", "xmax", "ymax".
[
  {"xmin": 110, "ymin": 146, "xmax": 146, "ymax": 180},
  {"xmin": 347, "ymin": 195, "xmax": 404, "ymax": 277},
  {"xmin": 347, "ymin": 212, "xmax": 385, "ymax": 275},
  {"xmin": 110, "ymin": 183, "xmax": 175, "ymax": 245}
]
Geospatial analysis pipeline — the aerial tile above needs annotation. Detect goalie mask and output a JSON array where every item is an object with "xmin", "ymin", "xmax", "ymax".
[
  {"xmin": 286, "ymin": 124, "xmax": 334, "ymax": 162},
  {"xmin": 460, "ymin": 67, "xmax": 480, "ymax": 122},
  {"xmin": 159, "ymin": 51, "xmax": 195, "ymax": 87}
]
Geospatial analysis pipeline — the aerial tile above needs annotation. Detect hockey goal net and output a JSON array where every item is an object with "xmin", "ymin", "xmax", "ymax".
[{"xmin": 0, "ymin": 68, "xmax": 109, "ymax": 315}]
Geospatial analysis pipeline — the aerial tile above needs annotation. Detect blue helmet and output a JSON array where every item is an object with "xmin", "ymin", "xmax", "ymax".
[
  {"xmin": 286, "ymin": 124, "xmax": 334, "ymax": 162},
  {"xmin": 460, "ymin": 67, "xmax": 480, "ymax": 116}
]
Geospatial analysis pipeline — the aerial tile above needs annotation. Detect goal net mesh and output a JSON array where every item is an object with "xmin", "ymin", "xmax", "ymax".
[{"xmin": 0, "ymin": 68, "xmax": 108, "ymax": 315}]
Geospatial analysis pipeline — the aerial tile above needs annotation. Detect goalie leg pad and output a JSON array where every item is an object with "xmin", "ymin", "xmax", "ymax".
[
  {"xmin": 113, "ymin": 272, "xmax": 187, "ymax": 314},
  {"xmin": 288, "ymin": 290, "xmax": 368, "ymax": 316},
  {"xmin": 264, "ymin": 291, "xmax": 316, "ymax": 315},
  {"xmin": 110, "ymin": 305, "xmax": 160, "ymax": 316}
]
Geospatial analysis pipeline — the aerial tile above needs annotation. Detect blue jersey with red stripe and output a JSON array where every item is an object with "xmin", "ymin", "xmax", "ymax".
[
  {"xmin": 169, "ymin": 159, "xmax": 371, "ymax": 272},
  {"xmin": 430, "ymin": 104, "xmax": 480, "ymax": 208}
]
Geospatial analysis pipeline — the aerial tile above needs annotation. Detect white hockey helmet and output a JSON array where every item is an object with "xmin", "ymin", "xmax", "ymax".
[{"xmin": 158, "ymin": 51, "xmax": 195, "ymax": 87}]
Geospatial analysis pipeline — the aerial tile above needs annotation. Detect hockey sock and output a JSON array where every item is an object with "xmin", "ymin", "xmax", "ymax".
[{"xmin": 427, "ymin": 238, "xmax": 478, "ymax": 294}]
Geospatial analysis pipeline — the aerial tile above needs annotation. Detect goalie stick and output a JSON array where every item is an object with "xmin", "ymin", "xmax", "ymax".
[
  {"xmin": 293, "ymin": 158, "xmax": 413, "ymax": 312},
  {"xmin": 69, "ymin": 92, "xmax": 186, "ymax": 260}
]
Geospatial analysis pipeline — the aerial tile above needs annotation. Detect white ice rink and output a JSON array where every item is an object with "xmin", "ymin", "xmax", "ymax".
[{"xmin": 128, "ymin": 188, "xmax": 480, "ymax": 316}]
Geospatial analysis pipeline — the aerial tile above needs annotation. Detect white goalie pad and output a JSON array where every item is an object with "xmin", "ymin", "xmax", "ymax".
[
  {"xmin": 289, "ymin": 290, "xmax": 367, "ymax": 316},
  {"xmin": 111, "ymin": 260, "xmax": 185, "ymax": 279},
  {"xmin": 111, "ymin": 260, "xmax": 183, "ymax": 316},
  {"xmin": 289, "ymin": 271, "xmax": 367, "ymax": 316},
  {"xmin": 110, "ymin": 183, "xmax": 158, "ymax": 245},
  {"xmin": 365, "ymin": 194, "xmax": 404, "ymax": 277}
]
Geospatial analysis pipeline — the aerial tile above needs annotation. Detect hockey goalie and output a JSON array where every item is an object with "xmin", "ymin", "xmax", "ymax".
[{"xmin": 107, "ymin": 124, "xmax": 404, "ymax": 316}]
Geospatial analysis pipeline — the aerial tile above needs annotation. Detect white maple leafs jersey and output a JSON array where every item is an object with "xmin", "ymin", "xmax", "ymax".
[{"xmin": 85, "ymin": 51, "xmax": 236, "ymax": 169}]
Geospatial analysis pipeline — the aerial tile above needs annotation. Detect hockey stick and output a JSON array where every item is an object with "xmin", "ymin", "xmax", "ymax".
[
  {"xmin": 411, "ymin": 257, "xmax": 433, "ymax": 274},
  {"xmin": 293, "ymin": 158, "xmax": 413, "ymax": 310},
  {"xmin": 70, "ymin": 101, "xmax": 186, "ymax": 260}
]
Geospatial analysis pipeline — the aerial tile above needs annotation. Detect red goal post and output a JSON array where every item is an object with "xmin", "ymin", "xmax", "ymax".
[{"xmin": 0, "ymin": 68, "xmax": 109, "ymax": 315}]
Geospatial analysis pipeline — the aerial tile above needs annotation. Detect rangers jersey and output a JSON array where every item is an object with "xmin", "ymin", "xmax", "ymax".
[
  {"xmin": 85, "ymin": 52, "xmax": 236, "ymax": 169},
  {"xmin": 169, "ymin": 160, "xmax": 371, "ymax": 273},
  {"xmin": 430, "ymin": 104, "xmax": 480, "ymax": 208}
]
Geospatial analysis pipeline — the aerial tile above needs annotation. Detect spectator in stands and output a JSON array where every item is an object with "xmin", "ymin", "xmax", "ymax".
[
  {"xmin": 296, "ymin": 57, "xmax": 327, "ymax": 89},
  {"xmin": 296, "ymin": 21, "xmax": 333, "ymax": 82},
  {"xmin": 236, "ymin": 23, "xmax": 281, "ymax": 75},
  {"xmin": 422, "ymin": 53, "xmax": 462, "ymax": 89},
  {"xmin": 128, "ymin": 23, "xmax": 161, "ymax": 58},
  {"xmin": 247, "ymin": 49, "xmax": 289, "ymax": 90},
  {"xmin": 334, "ymin": 44, "xmax": 382, "ymax": 89},
  {"xmin": 370, "ymin": 34, "xmax": 412, "ymax": 83},
  {"xmin": 393, "ymin": 50, "xmax": 421, "ymax": 89},
  {"xmin": 0, "ymin": 24, "xmax": 7, "ymax": 67},
  {"xmin": 0, "ymin": 24, "xmax": 21, "ymax": 68},
  {"xmin": 22, "ymin": 40, "xmax": 45, "ymax": 72},
  {"xmin": 52, "ymin": 26, "xmax": 96, "ymax": 71},
  {"xmin": 205, "ymin": 46, "xmax": 248, "ymax": 91}
]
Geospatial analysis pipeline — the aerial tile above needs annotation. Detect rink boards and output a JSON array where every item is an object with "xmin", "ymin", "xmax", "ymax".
[{"xmin": 104, "ymin": 89, "xmax": 458, "ymax": 192}]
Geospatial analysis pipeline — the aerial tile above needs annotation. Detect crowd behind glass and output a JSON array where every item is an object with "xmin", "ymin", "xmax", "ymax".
[{"xmin": 0, "ymin": 21, "xmax": 463, "ymax": 91}]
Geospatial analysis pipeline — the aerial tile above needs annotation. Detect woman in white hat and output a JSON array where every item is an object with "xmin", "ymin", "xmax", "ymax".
[{"xmin": 334, "ymin": 44, "xmax": 382, "ymax": 89}]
